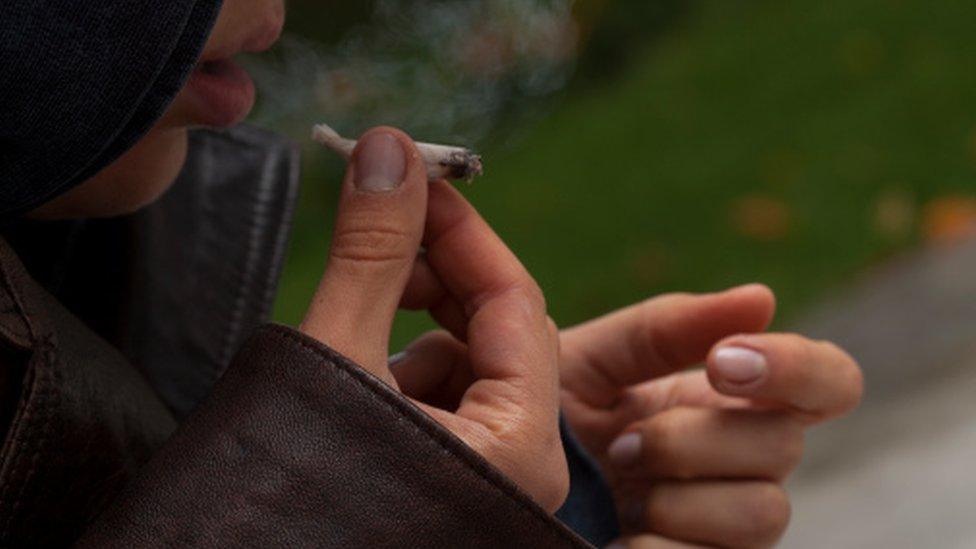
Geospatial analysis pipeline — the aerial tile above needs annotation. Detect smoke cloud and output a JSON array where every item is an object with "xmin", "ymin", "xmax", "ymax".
[{"xmin": 244, "ymin": 0, "xmax": 579, "ymax": 147}]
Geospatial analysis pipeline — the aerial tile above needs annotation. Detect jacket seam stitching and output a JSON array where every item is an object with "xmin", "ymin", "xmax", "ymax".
[
  {"xmin": 0, "ymin": 255, "xmax": 38, "ymax": 345},
  {"xmin": 14, "ymin": 341, "xmax": 61, "ymax": 533},
  {"xmin": 257, "ymin": 141, "xmax": 299, "ymax": 325},
  {"xmin": 215, "ymin": 165, "xmax": 268, "ymax": 371},
  {"xmin": 0, "ymin": 374, "xmax": 36, "ymax": 541},
  {"xmin": 0, "ymin": 341, "xmax": 59, "ymax": 539}
]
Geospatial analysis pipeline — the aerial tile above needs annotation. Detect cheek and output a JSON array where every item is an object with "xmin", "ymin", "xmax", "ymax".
[
  {"xmin": 107, "ymin": 128, "xmax": 190, "ymax": 210},
  {"xmin": 32, "ymin": 128, "xmax": 189, "ymax": 219}
]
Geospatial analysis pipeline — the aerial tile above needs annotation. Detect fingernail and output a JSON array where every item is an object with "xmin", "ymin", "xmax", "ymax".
[
  {"xmin": 714, "ymin": 346, "xmax": 767, "ymax": 385},
  {"xmin": 354, "ymin": 132, "xmax": 406, "ymax": 192},
  {"xmin": 607, "ymin": 432, "xmax": 642, "ymax": 468}
]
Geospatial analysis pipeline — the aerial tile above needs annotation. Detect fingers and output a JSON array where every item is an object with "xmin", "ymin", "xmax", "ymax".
[
  {"xmin": 561, "ymin": 284, "xmax": 776, "ymax": 408},
  {"xmin": 424, "ymin": 180, "xmax": 558, "ymax": 419},
  {"xmin": 707, "ymin": 333, "xmax": 864, "ymax": 422},
  {"xmin": 621, "ymin": 481, "xmax": 790, "ymax": 549},
  {"xmin": 389, "ymin": 331, "xmax": 473, "ymax": 411},
  {"xmin": 301, "ymin": 128, "xmax": 428, "ymax": 384},
  {"xmin": 607, "ymin": 535, "xmax": 709, "ymax": 549},
  {"xmin": 421, "ymin": 180, "xmax": 567, "ymax": 511},
  {"xmin": 607, "ymin": 407, "xmax": 804, "ymax": 481},
  {"xmin": 399, "ymin": 254, "xmax": 444, "ymax": 310},
  {"xmin": 400, "ymin": 253, "xmax": 467, "ymax": 340}
]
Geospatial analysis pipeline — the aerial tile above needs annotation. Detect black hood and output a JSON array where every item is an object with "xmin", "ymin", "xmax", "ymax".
[{"xmin": 0, "ymin": 0, "xmax": 222, "ymax": 220}]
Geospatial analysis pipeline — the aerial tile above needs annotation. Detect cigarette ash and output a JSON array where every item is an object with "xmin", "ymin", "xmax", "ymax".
[{"xmin": 441, "ymin": 150, "xmax": 484, "ymax": 182}]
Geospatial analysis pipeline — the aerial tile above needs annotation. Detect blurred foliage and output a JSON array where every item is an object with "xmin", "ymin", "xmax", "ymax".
[
  {"xmin": 272, "ymin": 0, "xmax": 976, "ymax": 354},
  {"xmin": 283, "ymin": 2, "xmax": 373, "ymax": 46},
  {"xmin": 571, "ymin": 0, "xmax": 693, "ymax": 83}
]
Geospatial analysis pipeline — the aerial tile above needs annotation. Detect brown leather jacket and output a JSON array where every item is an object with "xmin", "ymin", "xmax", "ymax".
[{"xmin": 0, "ymin": 127, "xmax": 601, "ymax": 547}]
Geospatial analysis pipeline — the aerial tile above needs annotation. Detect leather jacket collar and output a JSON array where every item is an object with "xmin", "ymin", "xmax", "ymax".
[{"xmin": 4, "ymin": 125, "xmax": 301, "ymax": 418}]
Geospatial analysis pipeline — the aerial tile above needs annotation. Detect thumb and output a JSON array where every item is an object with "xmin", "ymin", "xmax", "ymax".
[{"xmin": 301, "ymin": 127, "xmax": 428, "ymax": 385}]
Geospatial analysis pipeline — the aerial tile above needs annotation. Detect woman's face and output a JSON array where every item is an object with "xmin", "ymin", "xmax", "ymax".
[{"xmin": 33, "ymin": 0, "xmax": 286, "ymax": 219}]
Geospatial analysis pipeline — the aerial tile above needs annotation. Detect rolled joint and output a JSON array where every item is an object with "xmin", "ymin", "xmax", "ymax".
[{"xmin": 312, "ymin": 123, "xmax": 484, "ymax": 183}]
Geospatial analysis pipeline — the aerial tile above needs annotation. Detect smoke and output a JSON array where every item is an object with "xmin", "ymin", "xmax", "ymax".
[{"xmin": 243, "ymin": 0, "xmax": 579, "ymax": 147}]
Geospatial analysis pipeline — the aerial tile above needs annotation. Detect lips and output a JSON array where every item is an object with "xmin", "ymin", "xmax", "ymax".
[
  {"xmin": 182, "ymin": 18, "xmax": 283, "ymax": 128},
  {"xmin": 185, "ymin": 58, "xmax": 256, "ymax": 128}
]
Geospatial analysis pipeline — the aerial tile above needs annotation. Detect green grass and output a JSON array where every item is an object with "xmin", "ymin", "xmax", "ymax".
[{"xmin": 274, "ymin": 0, "xmax": 976, "ymax": 352}]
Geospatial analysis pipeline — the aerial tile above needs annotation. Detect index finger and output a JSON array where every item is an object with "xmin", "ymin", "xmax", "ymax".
[
  {"xmin": 560, "ymin": 285, "xmax": 776, "ymax": 409},
  {"xmin": 423, "ymin": 180, "xmax": 558, "ymax": 423}
]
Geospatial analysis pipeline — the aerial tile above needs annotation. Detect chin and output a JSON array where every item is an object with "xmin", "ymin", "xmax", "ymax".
[{"xmin": 31, "ymin": 128, "xmax": 190, "ymax": 220}]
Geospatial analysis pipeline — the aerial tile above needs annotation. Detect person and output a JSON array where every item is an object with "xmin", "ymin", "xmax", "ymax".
[{"xmin": 0, "ymin": 0, "xmax": 863, "ymax": 547}]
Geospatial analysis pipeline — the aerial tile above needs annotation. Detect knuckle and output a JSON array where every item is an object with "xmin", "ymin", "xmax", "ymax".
[
  {"xmin": 642, "ymin": 417, "xmax": 671, "ymax": 457},
  {"xmin": 519, "ymin": 279, "xmax": 547, "ymax": 310},
  {"xmin": 330, "ymin": 224, "xmax": 414, "ymax": 267},
  {"xmin": 494, "ymin": 281, "xmax": 547, "ymax": 322},
  {"xmin": 642, "ymin": 487, "xmax": 671, "ymax": 531},
  {"xmin": 778, "ymin": 424, "xmax": 806, "ymax": 475},
  {"xmin": 643, "ymin": 411, "xmax": 690, "ymax": 477},
  {"xmin": 546, "ymin": 316, "xmax": 559, "ymax": 337},
  {"xmin": 741, "ymin": 484, "xmax": 791, "ymax": 544}
]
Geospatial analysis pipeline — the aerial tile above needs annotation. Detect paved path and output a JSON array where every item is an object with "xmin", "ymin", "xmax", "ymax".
[{"xmin": 781, "ymin": 237, "xmax": 976, "ymax": 548}]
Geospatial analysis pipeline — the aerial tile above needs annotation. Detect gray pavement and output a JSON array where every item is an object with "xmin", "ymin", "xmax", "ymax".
[{"xmin": 781, "ymin": 236, "xmax": 976, "ymax": 548}]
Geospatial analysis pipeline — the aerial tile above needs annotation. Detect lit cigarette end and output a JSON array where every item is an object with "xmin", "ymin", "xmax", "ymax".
[{"xmin": 312, "ymin": 123, "xmax": 484, "ymax": 182}]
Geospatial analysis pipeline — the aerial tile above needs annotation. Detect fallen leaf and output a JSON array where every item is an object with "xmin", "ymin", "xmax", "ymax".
[
  {"xmin": 922, "ymin": 195, "xmax": 976, "ymax": 242},
  {"xmin": 729, "ymin": 195, "xmax": 791, "ymax": 241}
]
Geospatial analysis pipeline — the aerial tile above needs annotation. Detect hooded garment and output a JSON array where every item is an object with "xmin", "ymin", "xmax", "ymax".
[
  {"xmin": 0, "ymin": 0, "xmax": 222, "ymax": 219},
  {"xmin": 0, "ymin": 3, "xmax": 619, "ymax": 546}
]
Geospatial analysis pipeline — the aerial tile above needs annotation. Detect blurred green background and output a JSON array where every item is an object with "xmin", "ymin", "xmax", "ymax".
[{"xmin": 260, "ymin": 0, "xmax": 976, "ymax": 352}]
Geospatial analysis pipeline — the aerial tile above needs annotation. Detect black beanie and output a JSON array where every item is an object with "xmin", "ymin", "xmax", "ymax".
[{"xmin": 0, "ymin": 0, "xmax": 222, "ymax": 220}]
